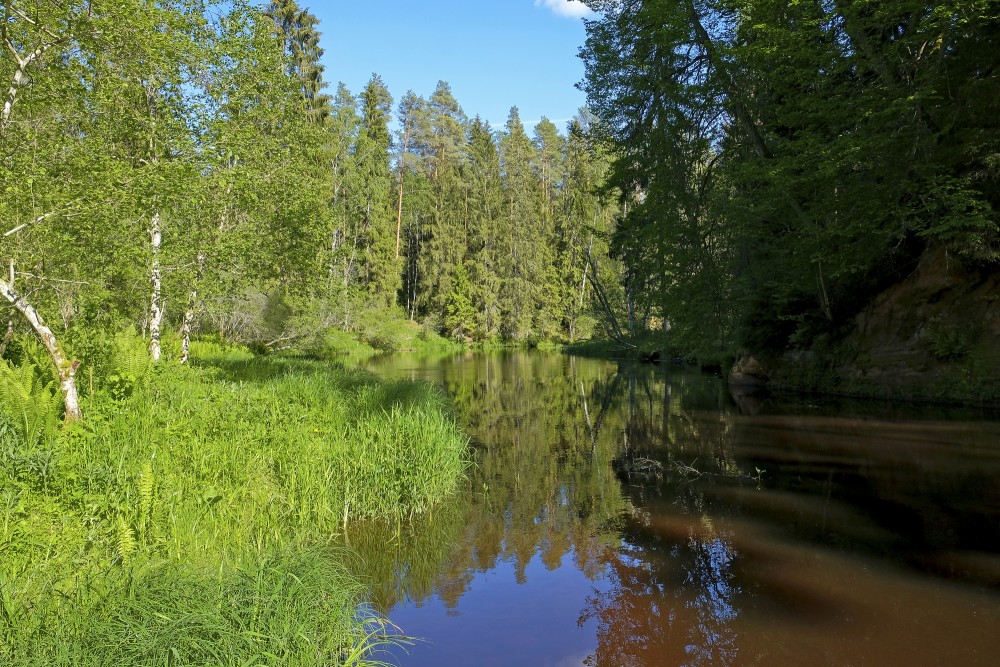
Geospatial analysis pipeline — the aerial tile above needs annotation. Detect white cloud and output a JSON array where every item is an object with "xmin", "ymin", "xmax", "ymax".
[{"xmin": 534, "ymin": 0, "xmax": 594, "ymax": 19}]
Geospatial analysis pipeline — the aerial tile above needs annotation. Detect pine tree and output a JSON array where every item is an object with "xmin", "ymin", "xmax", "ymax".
[
  {"xmin": 532, "ymin": 117, "xmax": 567, "ymax": 338},
  {"xmin": 413, "ymin": 81, "xmax": 468, "ymax": 327},
  {"xmin": 265, "ymin": 0, "xmax": 331, "ymax": 124},
  {"xmin": 465, "ymin": 116, "xmax": 505, "ymax": 338}
]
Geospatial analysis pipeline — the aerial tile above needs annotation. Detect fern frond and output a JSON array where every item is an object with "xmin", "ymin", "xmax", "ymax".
[
  {"xmin": 112, "ymin": 328, "xmax": 152, "ymax": 383},
  {"xmin": 137, "ymin": 463, "xmax": 155, "ymax": 541},
  {"xmin": 0, "ymin": 359, "xmax": 58, "ymax": 447},
  {"xmin": 115, "ymin": 514, "xmax": 137, "ymax": 564}
]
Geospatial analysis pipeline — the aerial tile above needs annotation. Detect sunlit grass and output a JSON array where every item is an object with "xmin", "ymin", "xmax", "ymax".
[{"xmin": 0, "ymin": 343, "xmax": 468, "ymax": 665}]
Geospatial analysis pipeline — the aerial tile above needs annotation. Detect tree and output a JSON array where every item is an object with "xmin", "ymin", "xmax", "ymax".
[
  {"xmin": 412, "ymin": 81, "xmax": 468, "ymax": 326},
  {"xmin": 532, "ymin": 117, "xmax": 567, "ymax": 337},
  {"xmin": 499, "ymin": 107, "xmax": 543, "ymax": 340},
  {"xmin": 265, "ymin": 0, "xmax": 331, "ymax": 124},
  {"xmin": 354, "ymin": 74, "xmax": 398, "ymax": 307},
  {"xmin": 464, "ymin": 116, "xmax": 505, "ymax": 338},
  {"xmin": 580, "ymin": 0, "xmax": 1000, "ymax": 354},
  {"xmin": 0, "ymin": 0, "xmax": 212, "ymax": 414}
]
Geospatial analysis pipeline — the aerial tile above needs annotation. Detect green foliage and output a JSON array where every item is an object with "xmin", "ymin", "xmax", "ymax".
[
  {"xmin": 311, "ymin": 330, "xmax": 380, "ymax": 361},
  {"xmin": 0, "ymin": 346, "xmax": 466, "ymax": 665},
  {"xmin": 580, "ymin": 0, "xmax": 1000, "ymax": 357},
  {"xmin": 5, "ymin": 549, "xmax": 394, "ymax": 667},
  {"xmin": 106, "ymin": 328, "xmax": 153, "ymax": 400},
  {"xmin": 0, "ymin": 360, "xmax": 60, "ymax": 449},
  {"xmin": 930, "ymin": 329, "xmax": 971, "ymax": 362},
  {"xmin": 444, "ymin": 263, "xmax": 478, "ymax": 339}
]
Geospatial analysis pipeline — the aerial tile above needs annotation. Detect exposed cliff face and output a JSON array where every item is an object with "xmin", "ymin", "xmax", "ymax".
[{"xmin": 762, "ymin": 246, "xmax": 1000, "ymax": 404}]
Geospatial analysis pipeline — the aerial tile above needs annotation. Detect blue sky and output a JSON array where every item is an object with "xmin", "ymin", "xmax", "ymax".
[{"xmin": 309, "ymin": 0, "xmax": 594, "ymax": 132}]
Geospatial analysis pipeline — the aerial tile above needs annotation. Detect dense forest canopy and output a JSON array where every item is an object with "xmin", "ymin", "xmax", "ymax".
[{"xmin": 579, "ymin": 0, "xmax": 999, "ymax": 358}]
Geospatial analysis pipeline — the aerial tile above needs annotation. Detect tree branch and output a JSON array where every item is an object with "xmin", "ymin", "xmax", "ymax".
[
  {"xmin": 2, "ymin": 202, "xmax": 80, "ymax": 238},
  {"xmin": 3, "ymin": 210, "xmax": 58, "ymax": 237}
]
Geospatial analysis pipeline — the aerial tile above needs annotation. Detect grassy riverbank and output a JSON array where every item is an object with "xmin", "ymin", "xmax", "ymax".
[
  {"xmin": 0, "ymin": 340, "xmax": 468, "ymax": 665},
  {"xmin": 309, "ymin": 312, "xmax": 465, "ymax": 362}
]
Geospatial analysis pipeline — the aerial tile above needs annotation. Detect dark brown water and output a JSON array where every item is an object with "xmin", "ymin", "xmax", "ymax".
[{"xmin": 355, "ymin": 351, "xmax": 1000, "ymax": 666}]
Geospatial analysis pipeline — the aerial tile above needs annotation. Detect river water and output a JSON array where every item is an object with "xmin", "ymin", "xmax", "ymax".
[{"xmin": 353, "ymin": 351, "xmax": 1000, "ymax": 666}]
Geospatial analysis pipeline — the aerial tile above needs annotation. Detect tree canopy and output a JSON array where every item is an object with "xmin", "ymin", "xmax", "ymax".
[{"xmin": 580, "ymin": 0, "xmax": 1000, "ymax": 356}]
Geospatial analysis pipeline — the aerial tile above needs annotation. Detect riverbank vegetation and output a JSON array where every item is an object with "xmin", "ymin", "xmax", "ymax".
[{"xmin": 1, "ymin": 337, "xmax": 467, "ymax": 664}]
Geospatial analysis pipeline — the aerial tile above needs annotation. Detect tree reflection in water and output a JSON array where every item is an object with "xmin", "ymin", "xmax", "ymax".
[
  {"xmin": 580, "ymin": 509, "xmax": 741, "ymax": 667},
  {"xmin": 354, "ymin": 352, "xmax": 746, "ymax": 664},
  {"xmin": 358, "ymin": 352, "xmax": 1000, "ymax": 666}
]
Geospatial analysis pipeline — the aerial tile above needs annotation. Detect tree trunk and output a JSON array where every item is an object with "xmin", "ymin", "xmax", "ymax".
[
  {"xmin": 2, "ymin": 37, "xmax": 55, "ymax": 134},
  {"xmin": 584, "ymin": 247, "xmax": 631, "ymax": 345},
  {"xmin": 179, "ymin": 252, "xmax": 204, "ymax": 365},
  {"xmin": 0, "ymin": 277, "xmax": 81, "ymax": 420},
  {"xmin": 148, "ymin": 212, "xmax": 163, "ymax": 361}
]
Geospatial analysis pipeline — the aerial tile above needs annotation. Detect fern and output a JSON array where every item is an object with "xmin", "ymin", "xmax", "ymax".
[
  {"xmin": 137, "ymin": 462, "xmax": 155, "ymax": 542},
  {"xmin": 112, "ymin": 328, "xmax": 152, "ymax": 383},
  {"xmin": 0, "ymin": 360, "xmax": 59, "ymax": 448},
  {"xmin": 107, "ymin": 328, "xmax": 153, "ymax": 399},
  {"xmin": 115, "ymin": 514, "xmax": 137, "ymax": 564}
]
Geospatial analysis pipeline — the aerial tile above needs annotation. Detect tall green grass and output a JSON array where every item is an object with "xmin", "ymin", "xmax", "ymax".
[{"xmin": 0, "ymin": 340, "xmax": 468, "ymax": 665}]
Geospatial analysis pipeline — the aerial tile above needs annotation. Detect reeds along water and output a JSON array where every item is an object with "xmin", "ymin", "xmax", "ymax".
[{"xmin": 0, "ymin": 345, "xmax": 468, "ymax": 666}]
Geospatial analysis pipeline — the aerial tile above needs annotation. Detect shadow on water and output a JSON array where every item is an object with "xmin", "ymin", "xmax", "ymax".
[{"xmin": 357, "ymin": 351, "xmax": 1000, "ymax": 666}]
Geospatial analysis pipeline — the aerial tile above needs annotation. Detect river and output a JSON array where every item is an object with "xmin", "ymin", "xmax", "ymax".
[{"xmin": 350, "ymin": 351, "xmax": 1000, "ymax": 666}]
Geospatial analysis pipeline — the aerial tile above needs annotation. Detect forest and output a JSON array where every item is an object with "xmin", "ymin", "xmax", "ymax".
[
  {"xmin": 9, "ymin": 0, "xmax": 996, "ymax": 413},
  {"xmin": 2, "ymin": 0, "xmax": 628, "ymax": 425},
  {"xmin": 579, "ymin": 0, "xmax": 999, "ymax": 376}
]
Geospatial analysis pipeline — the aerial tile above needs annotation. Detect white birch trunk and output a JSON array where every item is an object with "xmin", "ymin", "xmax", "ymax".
[
  {"xmin": 179, "ymin": 253, "xmax": 204, "ymax": 365},
  {"xmin": 178, "ymin": 295, "xmax": 195, "ymax": 364},
  {"xmin": 2, "ymin": 38, "xmax": 55, "ymax": 134},
  {"xmin": 0, "ymin": 277, "xmax": 81, "ymax": 420},
  {"xmin": 148, "ymin": 213, "xmax": 163, "ymax": 361}
]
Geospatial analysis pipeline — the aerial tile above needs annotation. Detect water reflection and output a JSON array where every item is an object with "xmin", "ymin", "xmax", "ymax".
[
  {"xmin": 351, "ymin": 353, "xmax": 634, "ymax": 614},
  {"xmin": 358, "ymin": 352, "xmax": 1000, "ymax": 666}
]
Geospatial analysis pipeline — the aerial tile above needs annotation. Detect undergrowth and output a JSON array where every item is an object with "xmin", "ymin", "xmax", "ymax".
[
  {"xmin": 307, "ymin": 310, "xmax": 464, "ymax": 363},
  {"xmin": 0, "ymin": 338, "xmax": 468, "ymax": 665}
]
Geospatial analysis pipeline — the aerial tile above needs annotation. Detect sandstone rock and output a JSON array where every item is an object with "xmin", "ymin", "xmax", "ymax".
[{"xmin": 729, "ymin": 353, "xmax": 770, "ymax": 388}]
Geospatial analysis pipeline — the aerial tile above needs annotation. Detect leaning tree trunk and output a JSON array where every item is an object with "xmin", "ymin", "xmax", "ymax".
[
  {"xmin": 0, "ymin": 277, "xmax": 81, "ymax": 420},
  {"xmin": 148, "ymin": 212, "xmax": 163, "ymax": 361}
]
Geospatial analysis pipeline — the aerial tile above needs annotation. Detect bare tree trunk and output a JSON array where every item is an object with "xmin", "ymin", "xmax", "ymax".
[
  {"xmin": 579, "ymin": 235, "xmax": 593, "ymax": 311},
  {"xmin": 0, "ymin": 277, "xmax": 81, "ymax": 420},
  {"xmin": 0, "ymin": 261, "xmax": 14, "ymax": 356},
  {"xmin": 148, "ymin": 213, "xmax": 164, "ymax": 361},
  {"xmin": 627, "ymin": 287, "xmax": 637, "ymax": 337},
  {"xmin": 817, "ymin": 260, "xmax": 833, "ymax": 322},
  {"xmin": 179, "ymin": 252, "xmax": 204, "ymax": 365}
]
